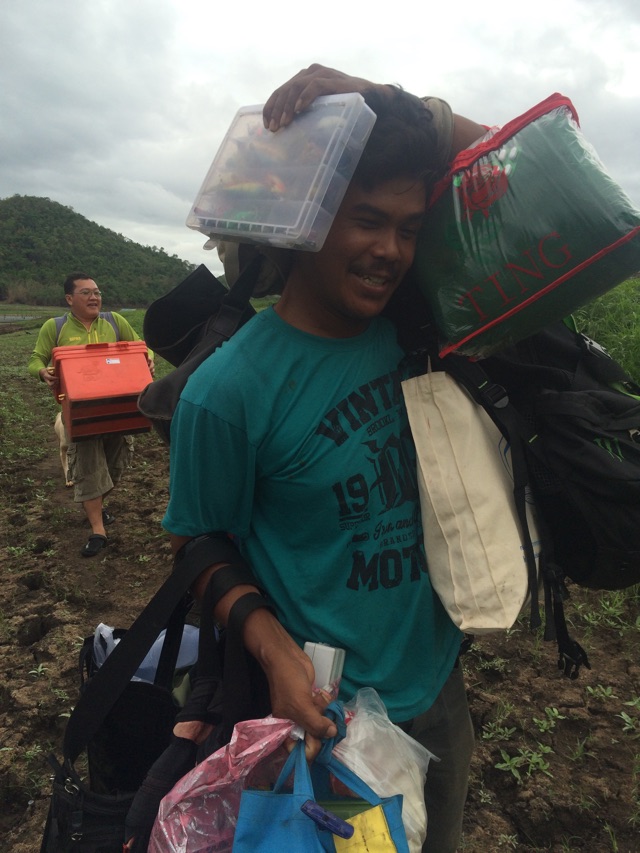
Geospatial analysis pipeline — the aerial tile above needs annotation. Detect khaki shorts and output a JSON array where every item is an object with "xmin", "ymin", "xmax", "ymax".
[{"xmin": 66, "ymin": 433, "xmax": 134, "ymax": 502}]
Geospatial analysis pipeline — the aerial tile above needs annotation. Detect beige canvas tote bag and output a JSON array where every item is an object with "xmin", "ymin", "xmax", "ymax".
[{"xmin": 402, "ymin": 368, "xmax": 539, "ymax": 633}]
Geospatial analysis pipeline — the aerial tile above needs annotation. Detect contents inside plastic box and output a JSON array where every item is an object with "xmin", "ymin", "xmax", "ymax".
[{"xmin": 186, "ymin": 93, "xmax": 376, "ymax": 251}]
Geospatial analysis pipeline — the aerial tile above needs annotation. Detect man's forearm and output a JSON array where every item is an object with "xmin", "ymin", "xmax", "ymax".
[{"xmin": 451, "ymin": 114, "xmax": 487, "ymax": 156}]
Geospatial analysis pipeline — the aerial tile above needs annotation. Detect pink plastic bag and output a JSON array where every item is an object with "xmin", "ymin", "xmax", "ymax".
[{"xmin": 148, "ymin": 716, "xmax": 295, "ymax": 853}]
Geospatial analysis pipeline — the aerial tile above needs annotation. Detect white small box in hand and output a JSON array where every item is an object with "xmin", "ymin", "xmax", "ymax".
[{"xmin": 303, "ymin": 642, "xmax": 345, "ymax": 693}]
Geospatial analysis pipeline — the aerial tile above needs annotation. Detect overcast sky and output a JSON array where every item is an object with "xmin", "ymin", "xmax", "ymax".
[{"xmin": 1, "ymin": 0, "xmax": 638, "ymax": 280}]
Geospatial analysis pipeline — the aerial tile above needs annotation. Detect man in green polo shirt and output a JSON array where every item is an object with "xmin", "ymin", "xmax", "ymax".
[{"xmin": 28, "ymin": 272, "xmax": 154, "ymax": 557}]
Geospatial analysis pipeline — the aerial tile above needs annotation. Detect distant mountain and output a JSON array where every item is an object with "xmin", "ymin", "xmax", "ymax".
[{"xmin": 0, "ymin": 195, "xmax": 196, "ymax": 307}]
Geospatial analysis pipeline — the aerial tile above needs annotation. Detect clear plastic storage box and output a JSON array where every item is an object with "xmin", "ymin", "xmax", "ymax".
[{"xmin": 186, "ymin": 93, "xmax": 377, "ymax": 251}]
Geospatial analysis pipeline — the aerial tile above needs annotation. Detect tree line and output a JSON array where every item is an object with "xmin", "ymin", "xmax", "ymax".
[{"xmin": 0, "ymin": 195, "xmax": 196, "ymax": 308}]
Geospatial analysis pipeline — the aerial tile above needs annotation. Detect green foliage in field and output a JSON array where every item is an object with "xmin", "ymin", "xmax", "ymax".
[
  {"xmin": 0, "ymin": 328, "xmax": 59, "ymax": 465},
  {"xmin": 0, "ymin": 195, "xmax": 196, "ymax": 308},
  {"xmin": 575, "ymin": 276, "xmax": 640, "ymax": 381}
]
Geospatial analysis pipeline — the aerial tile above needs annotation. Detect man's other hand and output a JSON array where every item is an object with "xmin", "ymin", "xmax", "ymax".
[{"xmin": 39, "ymin": 367, "xmax": 57, "ymax": 388}]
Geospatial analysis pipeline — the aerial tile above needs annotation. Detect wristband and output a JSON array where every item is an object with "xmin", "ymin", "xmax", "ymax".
[
  {"xmin": 174, "ymin": 533, "xmax": 261, "ymax": 604},
  {"xmin": 205, "ymin": 562, "xmax": 264, "ymax": 611},
  {"xmin": 228, "ymin": 591, "xmax": 276, "ymax": 634}
]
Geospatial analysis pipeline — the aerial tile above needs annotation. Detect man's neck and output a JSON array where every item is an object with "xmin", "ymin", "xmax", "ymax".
[
  {"xmin": 274, "ymin": 281, "xmax": 370, "ymax": 339},
  {"xmin": 71, "ymin": 312, "xmax": 96, "ymax": 332}
]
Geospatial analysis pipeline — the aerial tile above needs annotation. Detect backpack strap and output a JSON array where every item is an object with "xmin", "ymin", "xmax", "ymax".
[
  {"xmin": 122, "ymin": 584, "xmax": 275, "ymax": 850},
  {"xmin": 100, "ymin": 311, "xmax": 120, "ymax": 341},
  {"xmin": 53, "ymin": 315, "xmax": 66, "ymax": 346}
]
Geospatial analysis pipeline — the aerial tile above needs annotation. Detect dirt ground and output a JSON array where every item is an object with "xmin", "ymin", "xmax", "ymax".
[{"xmin": 1, "ymin": 354, "xmax": 640, "ymax": 851}]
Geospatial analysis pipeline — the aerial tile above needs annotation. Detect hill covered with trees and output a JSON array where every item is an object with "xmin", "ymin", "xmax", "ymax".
[{"xmin": 0, "ymin": 195, "xmax": 196, "ymax": 307}]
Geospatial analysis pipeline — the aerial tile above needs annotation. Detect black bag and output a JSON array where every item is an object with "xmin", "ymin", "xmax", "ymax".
[
  {"xmin": 39, "ymin": 564, "xmax": 199, "ymax": 852},
  {"xmin": 40, "ymin": 536, "xmax": 271, "ymax": 853},
  {"xmin": 138, "ymin": 258, "xmax": 261, "ymax": 443},
  {"xmin": 438, "ymin": 320, "xmax": 640, "ymax": 676}
]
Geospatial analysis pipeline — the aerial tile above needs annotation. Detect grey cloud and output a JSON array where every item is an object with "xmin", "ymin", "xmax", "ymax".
[{"xmin": 1, "ymin": 0, "xmax": 638, "ymax": 272}]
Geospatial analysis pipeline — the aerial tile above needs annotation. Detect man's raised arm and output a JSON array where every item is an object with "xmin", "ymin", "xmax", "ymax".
[{"xmin": 262, "ymin": 62, "xmax": 486, "ymax": 159}]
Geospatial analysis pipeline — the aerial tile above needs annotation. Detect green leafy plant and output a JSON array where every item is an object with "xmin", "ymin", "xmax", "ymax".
[
  {"xmin": 495, "ymin": 744, "xmax": 554, "ymax": 783},
  {"xmin": 24, "ymin": 744, "xmax": 43, "ymax": 762},
  {"xmin": 586, "ymin": 684, "xmax": 618, "ymax": 701},
  {"xmin": 533, "ymin": 706, "xmax": 567, "ymax": 733},
  {"xmin": 617, "ymin": 712, "xmax": 639, "ymax": 737},
  {"xmin": 52, "ymin": 688, "xmax": 69, "ymax": 702},
  {"xmin": 482, "ymin": 721, "xmax": 517, "ymax": 741},
  {"xmin": 566, "ymin": 736, "xmax": 596, "ymax": 763},
  {"xmin": 474, "ymin": 653, "xmax": 509, "ymax": 674},
  {"xmin": 6, "ymin": 545, "xmax": 28, "ymax": 558},
  {"xmin": 28, "ymin": 663, "xmax": 48, "ymax": 678},
  {"xmin": 497, "ymin": 834, "xmax": 518, "ymax": 849}
]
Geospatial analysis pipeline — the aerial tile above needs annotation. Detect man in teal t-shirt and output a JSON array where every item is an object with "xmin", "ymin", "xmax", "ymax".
[{"xmin": 164, "ymin": 84, "xmax": 477, "ymax": 853}]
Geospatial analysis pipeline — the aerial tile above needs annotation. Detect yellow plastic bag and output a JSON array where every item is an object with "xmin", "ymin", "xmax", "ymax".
[{"xmin": 334, "ymin": 803, "xmax": 398, "ymax": 852}]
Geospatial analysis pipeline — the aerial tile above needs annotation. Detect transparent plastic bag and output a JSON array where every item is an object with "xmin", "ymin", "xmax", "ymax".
[
  {"xmin": 332, "ymin": 688, "xmax": 436, "ymax": 853},
  {"xmin": 149, "ymin": 691, "xmax": 433, "ymax": 853},
  {"xmin": 148, "ymin": 716, "xmax": 294, "ymax": 853}
]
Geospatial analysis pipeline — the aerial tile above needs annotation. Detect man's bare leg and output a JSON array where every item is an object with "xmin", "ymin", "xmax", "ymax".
[{"xmin": 83, "ymin": 496, "xmax": 106, "ymax": 537}]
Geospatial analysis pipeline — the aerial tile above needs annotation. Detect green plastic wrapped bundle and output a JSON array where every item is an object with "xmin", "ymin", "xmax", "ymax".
[{"xmin": 413, "ymin": 93, "xmax": 640, "ymax": 356}]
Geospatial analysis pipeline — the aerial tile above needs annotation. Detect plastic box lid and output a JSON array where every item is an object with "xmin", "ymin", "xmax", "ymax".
[
  {"xmin": 186, "ymin": 93, "xmax": 377, "ymax": 251},
  {"xmin": 52, "ymin": 341, "xmax": 151, "ymax": 402}
]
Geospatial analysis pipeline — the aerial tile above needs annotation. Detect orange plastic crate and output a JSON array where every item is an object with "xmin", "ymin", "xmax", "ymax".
[{"xmin": 52, "ymin": 341, "xmax": 153, "ymax": 440}]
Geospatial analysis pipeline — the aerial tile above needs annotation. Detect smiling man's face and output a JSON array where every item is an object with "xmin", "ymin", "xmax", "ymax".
[
  {"xmin": 65, "ymin": 279, "xmax": 102, "ymax": 323},
  {"xmin": 276, "ymin": 177, "xmax": 427, "ymax": 338}
]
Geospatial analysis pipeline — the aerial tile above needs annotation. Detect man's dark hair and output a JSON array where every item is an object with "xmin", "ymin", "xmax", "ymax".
[
  {"xmin": 353, "ymin": 87, "xmax": 438, "ymax": 193},
  {"xmin": 64, "ymin": 273, "xmax": 92, "ymax": 295}
]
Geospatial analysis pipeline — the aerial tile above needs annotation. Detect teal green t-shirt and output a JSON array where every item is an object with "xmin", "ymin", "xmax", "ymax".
[{"xmin": 163, "ymin": 308, "xmax": 460, "ymax": 721}]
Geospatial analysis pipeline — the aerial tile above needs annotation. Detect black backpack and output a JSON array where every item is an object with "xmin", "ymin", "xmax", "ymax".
[
  {"xmin": 138, "ymin": 260, "xmax": 260, "ymax": 443},
  {"xmin": 433, "ymin": 320, "xmax": 640, "ymax": 677},
  {"xmin": 387, "ymin": 276, "xmax": 640, "ymax": 676},
  {"xmin": 40, "ymin": 535, "xmax": 271, "ymax": 853}
]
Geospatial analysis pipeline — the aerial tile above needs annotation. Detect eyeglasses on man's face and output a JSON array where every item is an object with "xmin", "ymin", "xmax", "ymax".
[{"xmin": 74, "ymin": 289, "xmax": 102, "ymax": 298}]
